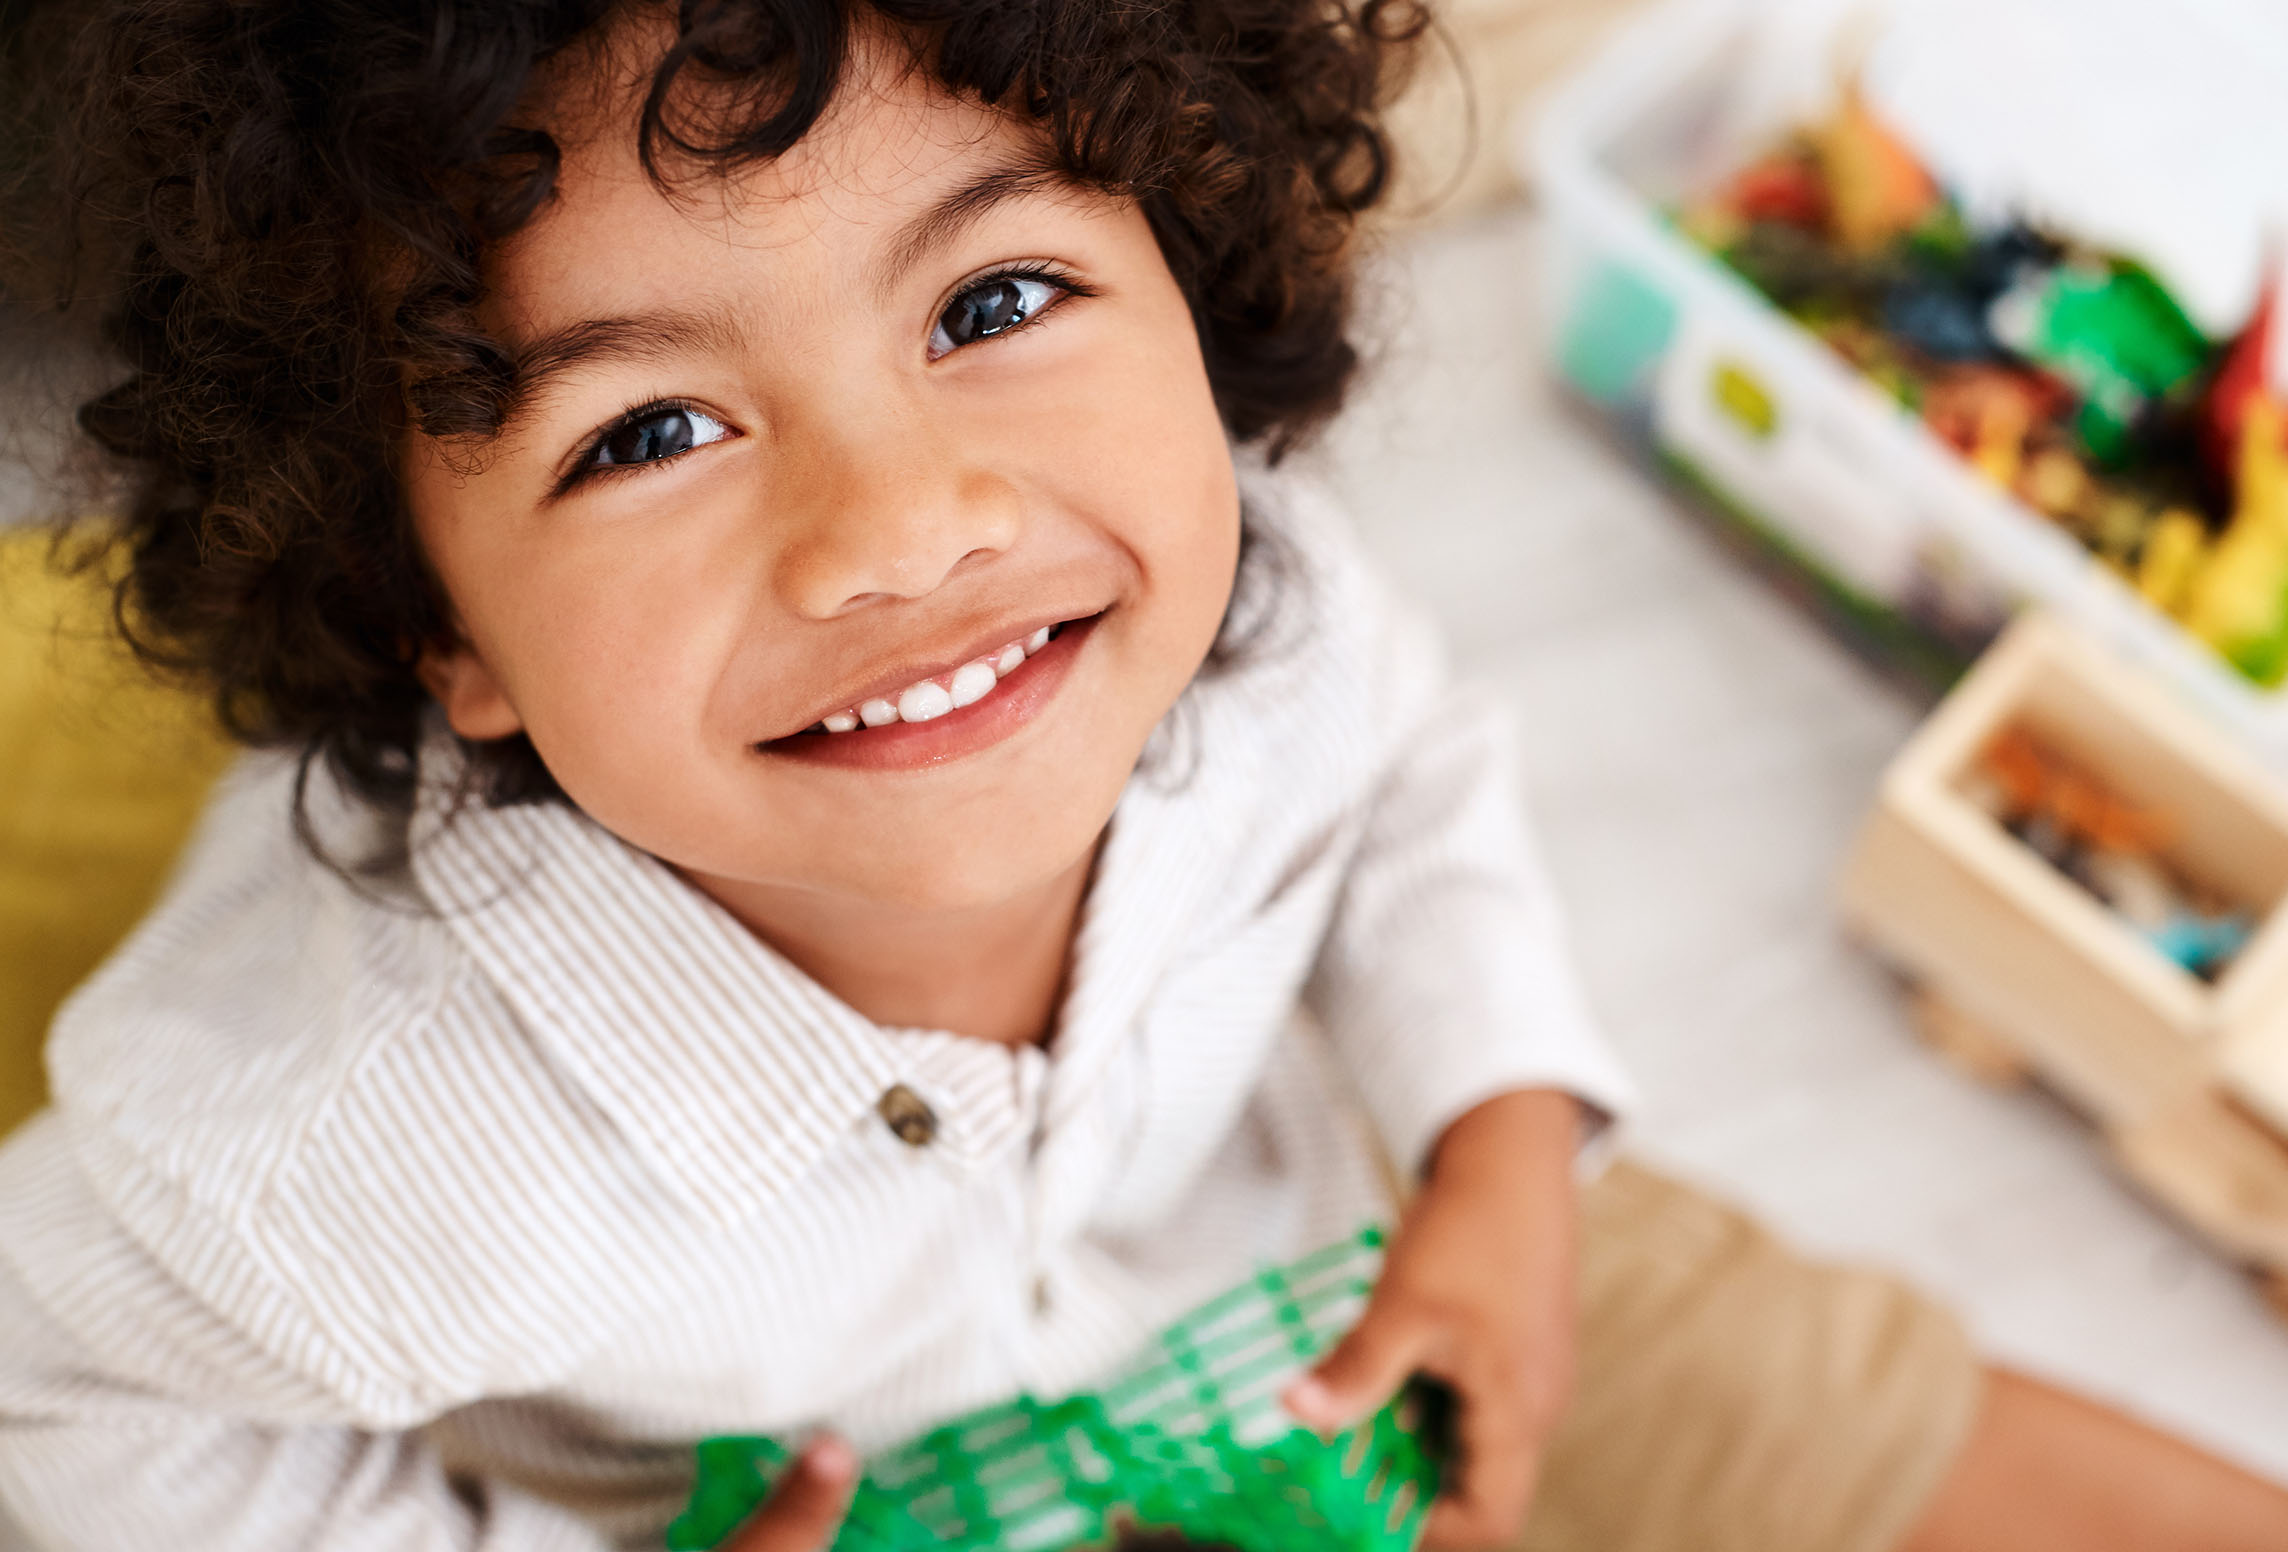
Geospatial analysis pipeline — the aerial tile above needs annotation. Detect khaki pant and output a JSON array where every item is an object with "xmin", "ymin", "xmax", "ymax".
[{"xmin": 1519, "ymin": 1161, "xmax": 1984, "ymax": 1552}]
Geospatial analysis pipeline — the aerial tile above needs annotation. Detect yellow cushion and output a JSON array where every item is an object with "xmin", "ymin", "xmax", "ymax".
[{"xmin": 0, "ymin": 530, "xmax": 233, "ymax": 1136}]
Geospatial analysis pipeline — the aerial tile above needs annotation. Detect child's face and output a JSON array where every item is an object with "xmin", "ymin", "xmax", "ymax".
[{"xmin": 406, "ymin": 20, "xmax": 1241, "ymax": 914}]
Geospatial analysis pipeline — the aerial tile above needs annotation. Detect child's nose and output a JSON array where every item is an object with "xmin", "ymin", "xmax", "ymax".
[{"xmin": 769, "ymin": 416, "xmax": 1026, "ymax": 617}]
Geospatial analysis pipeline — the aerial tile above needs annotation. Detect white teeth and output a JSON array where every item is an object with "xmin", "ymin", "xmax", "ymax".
[
  {"xmin": 814, "ymin": 626, "xmax": 1063, "ymax": 734},
  {"xmin": 898, "ymin": 680, "xmax": 954, "ymax": 723},
  {"xmin": 948, "ymin": 660, "xmax": 997, "ymax": 708}
]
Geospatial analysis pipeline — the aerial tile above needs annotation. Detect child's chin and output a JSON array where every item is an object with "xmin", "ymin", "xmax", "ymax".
[{"xmin": 846, "ymin": 819, "xmax": 1106, "ymax": 914}]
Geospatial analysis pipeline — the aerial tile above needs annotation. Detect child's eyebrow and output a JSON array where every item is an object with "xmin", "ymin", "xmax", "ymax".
[
  {"xmin": 499, "ymin": 306, "xmax": 749, "ymax": 438},
  {"xmin": 872, "ymin": 148, "xmax": 1074, "ymax": 299}
]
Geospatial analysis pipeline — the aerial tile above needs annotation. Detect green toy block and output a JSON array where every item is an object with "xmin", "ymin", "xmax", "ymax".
[
  {"xmin": 1994, "ymin": 262, "xmax": 2210, "ymax": 464},
  {"xmin": 667, "ymin": 1226, "xmax": 1446, "ymax": 1552}
]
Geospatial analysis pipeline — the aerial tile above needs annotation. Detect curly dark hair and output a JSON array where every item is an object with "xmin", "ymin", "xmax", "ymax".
[{"xmin": 17, "ymin": 0, "xmax": 1428, "ymax": 823}]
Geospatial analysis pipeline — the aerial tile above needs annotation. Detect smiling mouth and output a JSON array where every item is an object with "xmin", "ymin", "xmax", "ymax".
[{"xmin": 765, "ymin": 614, "xmax": 1093, "ymax": 746}]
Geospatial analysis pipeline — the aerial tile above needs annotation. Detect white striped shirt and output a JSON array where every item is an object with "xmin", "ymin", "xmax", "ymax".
[{"xmin": 0, "ymin": 471, "xmax": 1632, "ymax": 1550}]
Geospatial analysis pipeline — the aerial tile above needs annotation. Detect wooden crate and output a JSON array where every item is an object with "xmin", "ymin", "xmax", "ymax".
[{"xmin": 1839, "ymin": 613, "xmax": 2288, "ymax": 1294}]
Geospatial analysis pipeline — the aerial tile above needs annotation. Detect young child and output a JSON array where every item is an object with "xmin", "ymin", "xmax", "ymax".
[{"xmin": 3, "ymin": 3, "xmax": 2286, "ymax": 1550}]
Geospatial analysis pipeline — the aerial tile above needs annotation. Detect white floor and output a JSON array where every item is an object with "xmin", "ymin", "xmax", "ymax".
[{"xmin": 1307, "ymin": 201, "xmax": 2288, "ymax": 1484}]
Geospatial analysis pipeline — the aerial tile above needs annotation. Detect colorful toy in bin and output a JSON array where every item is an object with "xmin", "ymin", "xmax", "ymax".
[
  {"xmin": 1675, "ymin": 92, "xmax": 2288, "ymax": 691},
  {"xmin": 2183, "ymin": 398, "xmax": 2288, "ymax": 684},
  {"xmin": 1812, "ymin": 89, "xmax": 1939, "ymax": 255},
  {"xmin": 1968, "ymin": 725, "xmax": 2254, "ymax": 982},
  {"xmin": 668, "ymin": 1227, "xmax": 1447, "ymax": 1552}
]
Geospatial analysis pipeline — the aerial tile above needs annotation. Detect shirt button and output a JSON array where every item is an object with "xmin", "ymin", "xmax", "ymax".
[
  {"xmin": 1031, "ymin": 1275, "xmax": 1052, "ymax": 1316},
  {"xmin": 876, "ymin": 1084, "xmax": 938, "ymax": 1148}
]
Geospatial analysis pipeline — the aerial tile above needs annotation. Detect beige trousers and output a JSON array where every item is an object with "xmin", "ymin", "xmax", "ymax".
[{"xmin": 1516, "ymin": 1161, "xmax": 1983, "ymax": 1552}]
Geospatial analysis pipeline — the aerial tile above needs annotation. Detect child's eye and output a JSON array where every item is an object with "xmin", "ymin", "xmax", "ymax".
[
  {"xmin": 580, "ymin": 403, "xmax": 732, "ymax": 478},
  {"xmin": 929, "ymin": 272, "xmax": 1070, "ymax": 356}
]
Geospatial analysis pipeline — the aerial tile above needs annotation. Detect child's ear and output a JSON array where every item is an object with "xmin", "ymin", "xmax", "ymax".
[{"xmin": 415, "ymin": 640, "xmax": 525, "ymax": 741}]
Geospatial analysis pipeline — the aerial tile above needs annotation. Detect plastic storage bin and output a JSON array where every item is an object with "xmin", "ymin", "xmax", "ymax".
[{"xmin": 1521, "ymin": 0, "xmax": 2288, "ymax": 765}]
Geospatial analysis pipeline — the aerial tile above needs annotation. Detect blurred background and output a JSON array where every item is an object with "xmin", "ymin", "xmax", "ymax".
[
  {"xmin": 1316, "ymin": 0, "xmax": 2288, "ymax": 1489},
  {"xmin": 5, "ymin": 1, "xmax": 2288, "ymax": 1543}
]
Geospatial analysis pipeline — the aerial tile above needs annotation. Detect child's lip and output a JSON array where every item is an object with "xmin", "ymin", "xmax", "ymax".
[
  {"xmin": 756, "ymin": 608, "xmax": 1101, "ymax": 745},
  {"xmin": 761, "ymin": 613, "xmax": 1099, "ymax": 772}
]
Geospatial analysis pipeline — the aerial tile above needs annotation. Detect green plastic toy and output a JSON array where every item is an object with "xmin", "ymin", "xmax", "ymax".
[
  {"xmin": 1990, "ymin": 262, "xmax": 2210, "ymax": 464},
  {"xmin": 667, "ymin": 1226, "xmax": 1447, "ymax": 1552}
]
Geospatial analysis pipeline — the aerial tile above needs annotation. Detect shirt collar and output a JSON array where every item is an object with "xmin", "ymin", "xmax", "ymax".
[
  {"xmin": 408, "ymin": 734, "xmax": 916, "ymax": 1230},
  {"xmin": 404, "ymin": 714, "xmax": 1257, "ymax": 1228}
]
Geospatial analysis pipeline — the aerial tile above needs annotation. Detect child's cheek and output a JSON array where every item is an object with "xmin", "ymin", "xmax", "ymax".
[
  {"xmin": 440, "ymin": 498, "xmax": 771, "ymax": 837},
  {"xmin": 1026, "ymin": 279, "xmax": 1242, "ymax": 672}
]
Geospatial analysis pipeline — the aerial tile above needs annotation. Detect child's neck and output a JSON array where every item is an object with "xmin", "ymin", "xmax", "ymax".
[{"xmin": 686, "ymin": 847, "xmax": 1098, "ymax": 1048}]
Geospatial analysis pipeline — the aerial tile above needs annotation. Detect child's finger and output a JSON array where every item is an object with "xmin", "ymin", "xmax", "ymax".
[
  {"xmin": 1283, "ymin": 1301, "xmax": 1433, "ymax": 1430},
  {"xmin": 720, "ymin": 1436, "xmax": 858, "ymax": 1552},
  {"xmin": 1423, "ymin": 1399, "xmax": 1542, "ymax": 1549},
  {"xmin": 1425, "ymin": 1463, "xmax": 1545, "ymax": 1550}
]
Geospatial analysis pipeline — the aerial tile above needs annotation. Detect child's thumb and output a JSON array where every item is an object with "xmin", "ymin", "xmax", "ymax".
[
  {"xmin": 722, "ymin": 1436, "xmax": 857, "ymax": 1552},
  {"xmin": 1283, "ymin": 1306, "xmax": 1426, "ymax": 1432}
]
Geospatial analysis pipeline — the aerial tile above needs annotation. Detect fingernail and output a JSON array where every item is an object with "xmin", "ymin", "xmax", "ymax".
[
  {"xmin": 1283, "ymin": 1376, "xmax": 1332, "ymax": 1418},
  {"xmin": 805, "ymin": 1436, "xmax": 856, "ymax": 1484}
]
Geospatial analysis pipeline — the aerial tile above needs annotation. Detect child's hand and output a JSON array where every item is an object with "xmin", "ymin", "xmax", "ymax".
[
  {"xmin": 1281, "ymin": 1089, "xmax": 1582, "ymax": 1549},
  {"xmin": 719, "ymin": 1436, "xmax": 857, "ymax": 1552}
]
